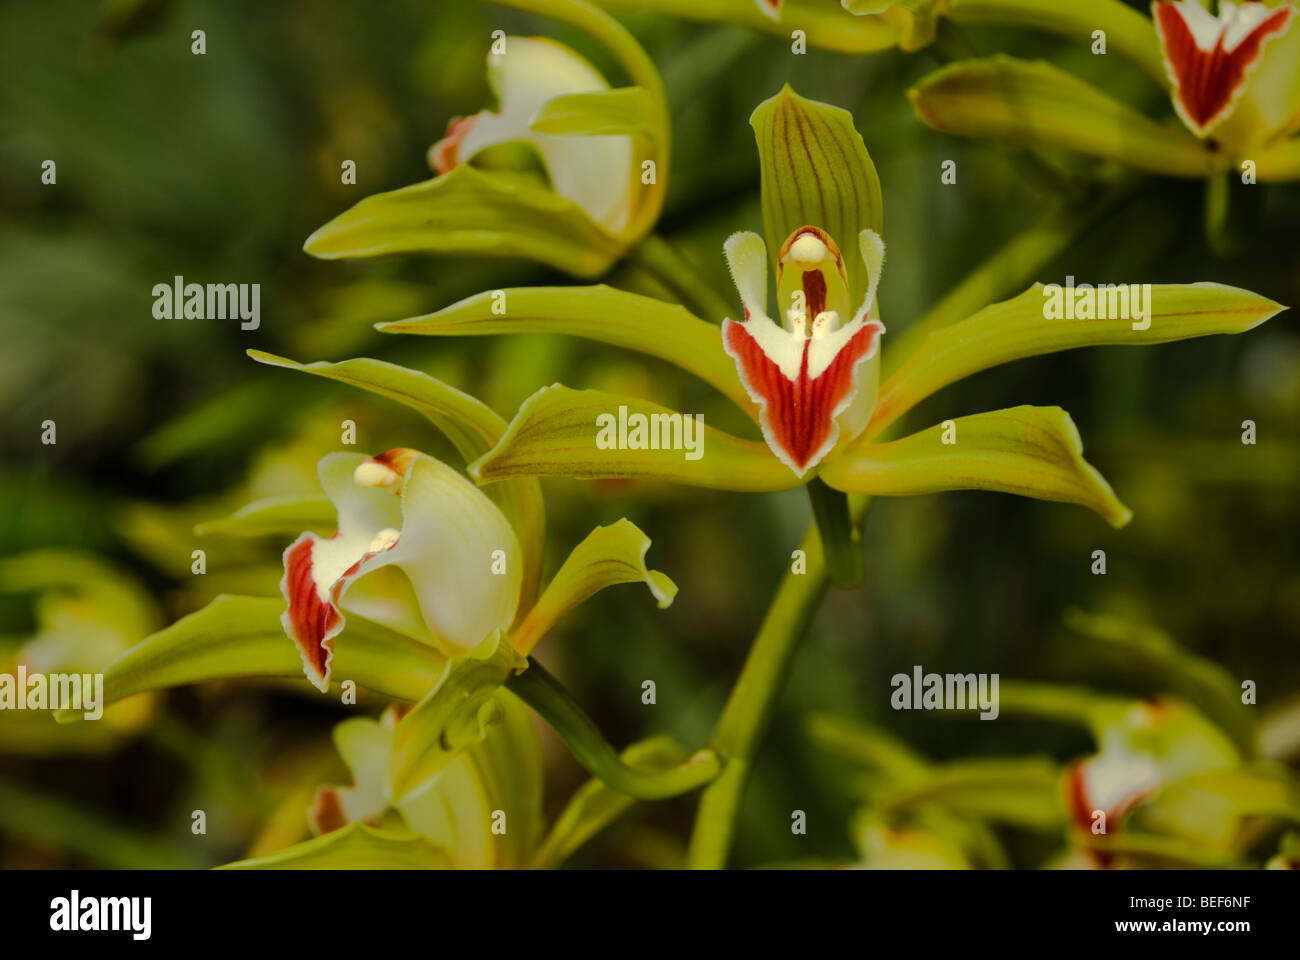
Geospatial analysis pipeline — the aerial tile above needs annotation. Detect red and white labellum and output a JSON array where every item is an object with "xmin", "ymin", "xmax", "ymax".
[
  {"xmin": 755, "ymin": 0, "xmax": 784, "ymax": 20},
  {"xmin": 1153, "ymin": 0, "xmax": 1294, "ymax": 136},
  {"xmin": 721, "ymin": 227, "xmax": 885, "ymax": 477},
  {"xmin": 280, "ymin": 449, "xmax": 522, "ymax": 692}
]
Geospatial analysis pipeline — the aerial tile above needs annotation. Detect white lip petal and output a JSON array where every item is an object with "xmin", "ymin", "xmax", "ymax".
[
  {"xmin": 431, "ymin": 36, "xmax": 635, "ymax": 234},
  {"xmin": 723, "ymin": 231, "xmax": 770, "ymax": 317}
]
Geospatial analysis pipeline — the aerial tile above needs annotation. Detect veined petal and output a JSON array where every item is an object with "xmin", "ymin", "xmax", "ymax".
[
  {"xmin": 820, "ymin": 405, "xmax": 1133, "ymax": 528},
  {"xmin": 1153, "ymin": 0, "xmax": 1295, "ymax": 141},
  {"xmin": 511, "ymin": 519, "xmax": 677, "ymax": 656},
  {"xmin": 431, "ymin": 37, "xmax": 634, "ymax": 235},
  {"xmin": 281, "ymin": 451, "xmax": 522, "ymax": 691}
]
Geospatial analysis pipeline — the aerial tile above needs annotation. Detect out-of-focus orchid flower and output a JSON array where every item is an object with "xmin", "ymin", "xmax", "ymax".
[
  {"xmin": 305, "ymin": 0, "xmax": 670, "ymax": 278},
  {"xmin": 429, "ymin": 37, "xmax": 637, "ymax": 237},
  {"xmin": 906, "ymin": 0, "xmax": 1300, "ymax": 181},
  {"xmin": 380, "ymin": 85, "xmax": 1282, "ymax": 574}
]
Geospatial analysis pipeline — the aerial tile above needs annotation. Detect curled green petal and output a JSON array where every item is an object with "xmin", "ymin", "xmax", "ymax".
[
  {"xmin": 508, "ymin": 659, "xmax": 720, "ymax": 799},
  {"xmin": 303, "ymin": 166, "xmax": 625, "ymax": 277},
  {"xmin": 909, "ymin": 57, "xmax": 1219, "ymax": 178},
  {"xmin": 531, "ymin": 86, "xmax": 655, "ymax": 136},
  {"xmin": 248, "ymin": 350, "xmax": 546, "ymax": 618},
  {"xmin": 845, "ymin": 0, "xmax": 945, "ymax": 50},
  {"xmin": 877, "ymin": 758, "xmax": 1064, "ymax": 832},
  {"xmin": 822, "ymin": 405, "xmax": 1133, "ymax": 528},
  {"xmin": 387, "ymin": 630, "xmax": 528, "ymax": 804},
  {"xmin": 377, "ymin": 286, "xmax": 752, "ymax": 414},
  {"xmin": 750, "ymin": 85, "xmax": 884, "ymax": 296},
  {"xmin": 218, "ymin": 823, "xmax": 451, "ymax": 870},
  {"xmin": 513, "ymin": 518, "xmax": 676, "ymax": 655},
  {"xmin": 57, "ymin": 595, "xmax": 448, "ymax": 721},
  {"xmin": 470, "ymin": 385, "xmax": 799, "ymax": 491},
  {"xmin": 871, "ymin": 282, "xmax": 1285, "ymax": 440},
  {"xmin": 1254, "ymin": 137, "xmax": 1300, "ymax": 182},
  {"xmin": 194, "ymin": 495, "xmax": 335, "ymax": 538},
  {"xmin": 532, "ymin": 735, "xmax": 697, "ymax": 868}
]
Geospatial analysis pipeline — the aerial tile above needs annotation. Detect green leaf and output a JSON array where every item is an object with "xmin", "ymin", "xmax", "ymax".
[
  {"xmin": 750, "ymin": 85, "xmax": 884, "ymax": 296},
  {"xmin": 218, "ymin": 823, "xmax": 451, "ymax": 870},
  {"xmin": 508, "ymin": 658, "xmax": 719, "ymax": 799},
  {"xmin": 376, "ymin": 285, "xmax": 753, "ymax": 414},
  {"xmin": 871, "ymin": 282, "xmax": 1284, "ymax": 439},
  {"xmin": 387, "ymin": 630, "xmax": 528, "ymax": 804},
  {"xmin": 303, "ymin": 165, "xmax": 625, "ymax": 278},
  {"xmin": 194, "ymin": 495, "xmax": 336, "ymax": 537},
  {"xmin": 58, "ymin": 595, "xmax": 448, "ymax": 721},
  {"xmin": 530, "ymin": 86, "xmax": 655, "ymax": 136},
  {"xmin": 532, "ymin": 735, "xmax": 693, "ymax": 869},
  {"xmin": 821, "ymin": 405, "xmax": 1133, "ymax": 528},
  {"xmin": 512, "ymin": 519, "xmax": 676, "ymax": 655},
  {"xmin": 247, "ymin": 351, "xmax": 546, "ymax": 618},
  {"xmin": 909, "ymin": 57, "xmax": 1219, "ymax": 178},
  {"xmin": 471, "ymin": 385, "xmax": 798, "ymax": 491}
]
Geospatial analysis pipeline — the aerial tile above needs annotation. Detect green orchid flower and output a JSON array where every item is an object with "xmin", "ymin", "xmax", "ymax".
[
  {"xmin": 907, "ymin": 0, "xmax": 1300, "ymax": 182},
  {"xmin": 376, "ymin": 86, "xmax": 1282, "ymax": 559},
  {"xmin": 223, "ymin": 699, "xmax": 544, "ymax": 869},
  {"xmin": 304, "ymin": 0, "xmax": 669, "ymax": 278}
]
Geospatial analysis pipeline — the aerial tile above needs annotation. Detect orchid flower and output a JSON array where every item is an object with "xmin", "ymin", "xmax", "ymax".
[
  {"xmin": 304, "ymin": 0, "xmax": 670, "ymax": 278},
  {"xmin": 375, "ymin": 85, "xmax": 1282, "ymax": 582},
  {"xmin": 904, "ymin": 0, "xmax": 1300, "ymax": 181},
  {"xmin": 222, "ymin": 699, "xmax": 544, "ymax": 869}
]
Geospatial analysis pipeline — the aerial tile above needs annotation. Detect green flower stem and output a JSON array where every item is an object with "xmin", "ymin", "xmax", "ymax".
[
  {"xmin": 686, "ymin": 497, "xmax": 871, "ymax": 868},
  {"xmin": 806, "ymin": 477, "xmax": 863, "ymax": 588},
  {"xmin": 508, "ymin": 658, "xmax": 721, "ymax": 798},
  {"xmin": 628, "ymin": 232, "xmax": 736, "ymax": 324}
]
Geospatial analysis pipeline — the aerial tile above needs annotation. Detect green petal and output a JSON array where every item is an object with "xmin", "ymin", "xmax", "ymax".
[
  {"xmin": 844, "ymin": 0, "xmax": 945, "ymax": 50},
  {"xmin": 512, "ymin": 519, "xmax": 676, "ymax": 655},
  {"xmin": 909, "ymin": 56, "xmax": 1220, "ymax": 178},
  {"xmin": 1254, "ymin": 137, "xmax": 1300, "ymax": 182},
  {"xmin": 878, "ymin": 758, "xmax": 1064, "ymax": 831},
  {"xmin": 872, "ymin": 282, "xmax": 1285, "ymax": 439},
  {"xmin": 247, "ymin": 351, "xmax": 546, "ymax": 618},
  {"xmin": 218, "ymin": 823, "xmax": 451, "ymax": 869},
  {"xmin": 377, "ymin": 285, "xmax": 752, "ymax": 414},
  {"xmin": 821, "ymin": 405, "xmax": 1133, "ymax": 528},
  {"xmin": 595, "ymin": 0, "xmax": 899, "ymax": 53},
  {"xmin": 194, "ymin": 495, "xmax": 336, "ymax": 537},
  {"xmin": 470, "ymin": 385, "xmax": 799, "ymax": 491},
  {"xmin": 750, "ymin": 85, "xmax": 884, "ymax": 296},
  {"xmin": 303, "ymin": 165, "xmax": 625, "ymax": 278},
  {"xmin": 532, "ymin": 734, "xmax": 695, "ymax": 869},
  {"xmin": 530, "ymin": 86, "xmax": 655, "ymax": 136},
  {"xmin": 57, "ymin": 595, "xmax": 448, "ymax": 721},
  {"xmin": 387, "ymin": 630, "xmax": 528, "ymax": 804}
]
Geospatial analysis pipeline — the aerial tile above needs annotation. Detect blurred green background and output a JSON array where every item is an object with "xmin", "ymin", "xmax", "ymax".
[{"xmin": 1, "ymin": 0, "xmax": 1297, "ymax": 868}]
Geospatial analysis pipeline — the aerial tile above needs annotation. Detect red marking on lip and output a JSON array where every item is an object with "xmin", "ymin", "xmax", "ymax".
[
  {"xmin": 723, "ymin": 317, "xmax": 881, "ymax": 474},
  {"xmin": 1154, "ymin": 2, "xmax": 1292, "ymax": 133},
  {"xmin": 431, "ymin": 115, "xmax": 477, "ymax": 173}
]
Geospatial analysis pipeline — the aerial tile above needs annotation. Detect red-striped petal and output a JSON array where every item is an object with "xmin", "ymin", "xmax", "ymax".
[
  {"xmin": 1154, "ymin": 1, "xmax": 1293, "ymax": 135},
  {"xmin": 723, "ymin": 316, "xmax": 882, "ymax": 475}
]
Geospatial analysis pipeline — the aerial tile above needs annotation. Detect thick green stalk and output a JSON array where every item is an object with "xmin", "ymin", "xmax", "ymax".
[
  {"xmin": 509, "ymin": 658, "xmax": 721, "ymax": 798},
  {"xmin": 687, "ymin": 497, "xmax": 871, "ymax": 868},
  {"xmin": 806, "ymin": 477, "xmax": 863, "ymax": 588}
]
